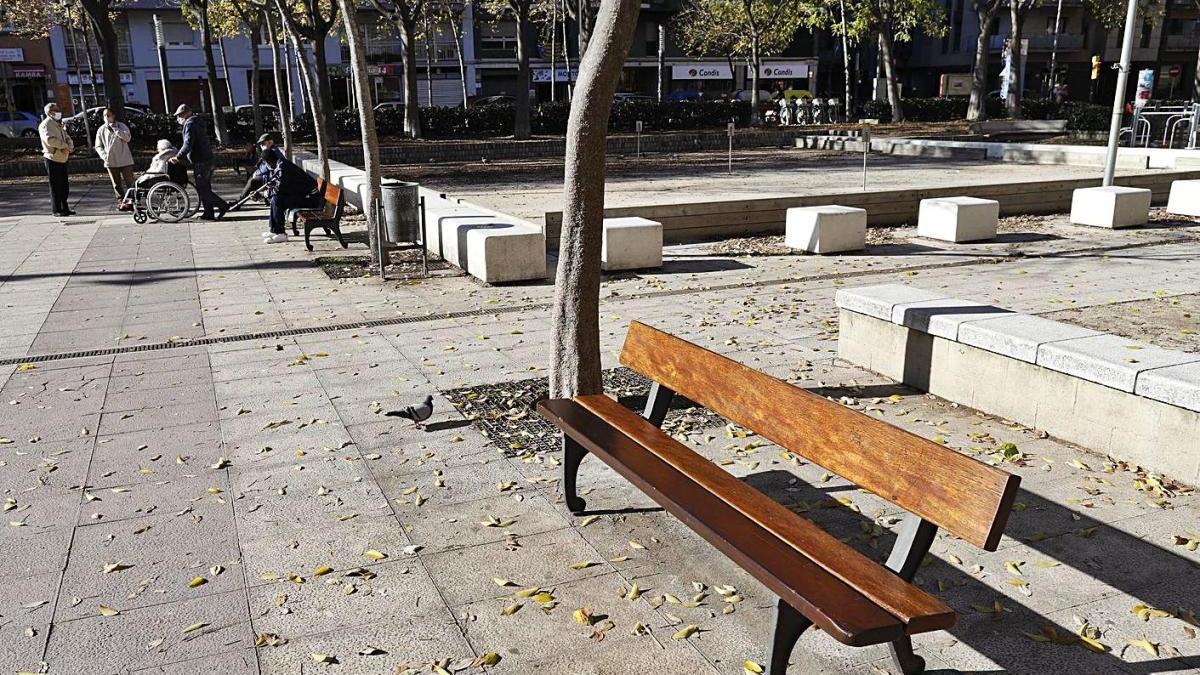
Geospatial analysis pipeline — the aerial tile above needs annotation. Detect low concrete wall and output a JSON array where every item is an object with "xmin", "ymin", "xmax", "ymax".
[
  {"xmin": 295, "ymin": 151, "xmax": 547, "ymax": 283},
  {"xmin": 835, "ymin": 285, "xmax": 1200, "ymax": 484},
  {"xmin": 542, "ymin": 170, "xmax": 1200, "ymax": 247}
]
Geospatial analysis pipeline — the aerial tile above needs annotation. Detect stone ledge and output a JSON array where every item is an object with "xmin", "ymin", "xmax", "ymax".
[
  {"xmin": 890, "ymin": 298, "xmax": 1011, "ymax": 340},
  {"xmin": 957, "ymin": 313, "xmax": 1102, "ymax": 364},
  {"xmin": 1036, "ymin": 334, "xmax": 1200, "ymax": 393},
  {"xmin": 832, "ymin": 283, "xmax": 947, "ymax": 322},
  {"xmin": 1136, "ymin": 362, "xmax": 1200, "ymax": 413}
]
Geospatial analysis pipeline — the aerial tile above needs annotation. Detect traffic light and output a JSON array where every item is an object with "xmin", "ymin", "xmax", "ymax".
[{"xmin": 1091, "ymin": 56, "xmax": 1102, "ymax": 80}]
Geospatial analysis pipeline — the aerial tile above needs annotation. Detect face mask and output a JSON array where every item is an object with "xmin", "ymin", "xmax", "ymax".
[{"xmin": 51, "ymin": 112, "xmax": 62, "ymax": 121}]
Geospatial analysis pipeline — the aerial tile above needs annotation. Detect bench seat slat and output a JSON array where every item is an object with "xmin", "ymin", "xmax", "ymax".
[
  {"xmin": 573, "ymin": 393, "xmax": 956, "ymax": 636},
  {"xmin": 538, "ymin": 398, "xmax": 908, "ymax": 647},
  {"xmin": 618, "ymin": 321, "xmax": 1021, "ymax": 551}
]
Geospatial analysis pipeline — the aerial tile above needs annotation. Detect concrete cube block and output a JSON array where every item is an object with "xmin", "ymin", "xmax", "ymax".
[
  {"xmin": 784, "ymin": 205, "xmax": 867, "ymax": 254},
  {"xmin": 957, "ymin": 313, "xmax": 1102, "ymax": 363},
  {"xmin": 1166, "ymin": 179, "xmax": 1200, "ymax": 217},
  {"xmin": 1036, "ymin": 334, "xmax": 1200, "ymax": 393},
  {"xmin": 1069, "ymin": 185, "xmax": 1151, "ymax": 228},
  {"xmin": 465, "ymin": 224, "xmax": 547, "ymax": 283},
  {"xmin": 834, "ymin": 284, "xmax": 947, "ymax": 322},
  {"xmin": 917, "ymin": 196, "xmax": 999, "ymax": 242},
  {"xmin": 601, "ymin": 217, "xmax": 663, "ymax": 271}
]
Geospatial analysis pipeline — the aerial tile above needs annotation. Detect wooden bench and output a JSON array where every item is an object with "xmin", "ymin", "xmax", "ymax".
[
  {"xmin": 537, "ymin": 321, "xmax": 1020, "ymax": 674},
  {"xmin": 294, "ymin": 182, "xmax": 348, "ymax": 251}
]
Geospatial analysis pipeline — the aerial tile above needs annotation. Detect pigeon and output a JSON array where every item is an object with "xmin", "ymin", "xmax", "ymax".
[{"xmin": 392, "ymin": 395, "xmax": 434, "ymax": 429}]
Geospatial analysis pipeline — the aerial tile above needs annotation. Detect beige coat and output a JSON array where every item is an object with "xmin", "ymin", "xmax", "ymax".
[
  {"xmin": 93, "ymin": 122, "xmax": 133, "ymax": 168},
  {"xmin": 39, "ymin": 116, "xmax": 74, "ymax": 163}
]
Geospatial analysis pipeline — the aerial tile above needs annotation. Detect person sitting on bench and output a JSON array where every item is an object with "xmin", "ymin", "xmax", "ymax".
[
  {"xmin": 238, "ymin": 133, "xmax": 283, "ymax": 203},
  {"xmin": 118, "ymin": 139, "xmax": 177, "ymax": 211},
  {"xmin": 261, "ymin": 150, "xmax": 320, "ymax": 244}
]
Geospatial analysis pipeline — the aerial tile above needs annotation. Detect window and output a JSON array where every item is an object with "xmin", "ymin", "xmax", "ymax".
[
  {"xmin": 159, "ymin": 19, "xmax": 196, "ymax": 47},
  {"xmin": 1139, "ymin": 19, "xmax": 1152, "ymax": 48}
]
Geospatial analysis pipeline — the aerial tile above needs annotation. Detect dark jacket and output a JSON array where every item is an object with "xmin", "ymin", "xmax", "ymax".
[
  {"xmin": 271, "ymin": 158, "xmax": 317, "ymax": 198},
  {"xmin": 178, "ymin": 115, "xmax": 213, "ymax": 165}
]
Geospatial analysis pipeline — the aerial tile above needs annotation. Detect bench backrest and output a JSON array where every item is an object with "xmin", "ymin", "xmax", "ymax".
[
  {"xmin": 325, "ymin": 184, "xmax": 344, "ymax": 218},
  {"xmin": 618, "ymin": 321, "xmax": 1020, "ymax": 551}
]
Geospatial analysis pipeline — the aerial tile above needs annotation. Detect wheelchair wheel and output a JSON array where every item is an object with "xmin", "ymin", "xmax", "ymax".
[
  {"xmin": 146, "ymin": 182, "xmax": 191, "ymax": 223},
  {"xmin": 132, "ymin": 211, "xmax": 147, "ymax": 224}
]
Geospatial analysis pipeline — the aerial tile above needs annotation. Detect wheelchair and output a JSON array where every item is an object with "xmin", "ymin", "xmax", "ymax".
[{"xmin": 127, "ymin": 162, "xmax": 200, "ymax": 224}]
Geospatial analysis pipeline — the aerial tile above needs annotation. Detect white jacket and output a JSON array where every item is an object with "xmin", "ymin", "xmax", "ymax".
[
  {"xmin": 146, "ymin": 148, "xmax": 176, "ymax": 175},
  {"xmin": 94, "ymin": 122, "xmax": 134, "ymax": 168},
  {"xmin": 40, "ymin": 117, "xmax": 74, "ymax": 163}
]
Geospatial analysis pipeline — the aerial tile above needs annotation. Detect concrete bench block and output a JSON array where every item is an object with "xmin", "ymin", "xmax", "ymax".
[
  {"xmin": 917, "ymin": 196, "xmax": 999, "ymax": 242},
  {"xmin": 1136, "ymin": 362, "xmax": 1200, "ymax": 413},
  {"xmin": 834, "ymin": 284, "xmax": 947, "ymax": 322},
  {"xmin": 1069, "ymin": 186, "xmax": 1151, "ymax": 228},
  {"xmin": 602, "ymin": 217, "xmax": 663, "ymax": 271},
  {"xmin": 957, "ymin": 314, "xmax": 1102, "ymax": 363},
  {"xmin": 1166, "ymin": 179, "xmax": 1200, "ymax": 217},
  {"xmin": 890, "ymin": 298, "xmax": 1012, "ymax": 340},
  {"xmin": 785, "ymin": 205, "xmax": 867, "ymax": 254},
  {"xmin": 464, "ymin": 223, "xmax": 547, "ymax": 284},
  {"xmin": 1036, "ymin": 334, "xmax": 1200, "ymax": 393}
]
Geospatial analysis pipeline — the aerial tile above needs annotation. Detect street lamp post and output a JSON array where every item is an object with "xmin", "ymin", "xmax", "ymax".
[
  {"xmin": 1102, "ymin": 0, "xmax": 1139, "ymax": 186},
  {"xmin": 1048, "ymin": 0, "xmax": 1064, "ymax": 93},
  {"xmin": 154, "ymin": 14, "xmax": 172, "ymax": 114}
]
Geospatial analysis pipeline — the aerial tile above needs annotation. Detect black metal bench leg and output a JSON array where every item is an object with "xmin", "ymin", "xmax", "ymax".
[
  {"xmin": 304, "ymin": 222, "xmax": 315, "ymax": 251},
  {"xmin": 888, "ymin": 637, "xmax": 925, "ymax": 674},
  {"xmin": 331, "ymin": 222, "xmax": 347, "ymax": 248},
  {"xmin": 562, "ymin": 437, "xmax": 588, "ymax": 514},
  {"xmin": 766, "ymin": 597, "xmax": 811, "ymax": 675}
]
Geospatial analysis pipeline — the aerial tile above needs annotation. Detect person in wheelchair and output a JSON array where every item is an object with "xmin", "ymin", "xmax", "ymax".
[{"xmin": 119, "ymin": 139, "xmax": 180, "ymax": 211}]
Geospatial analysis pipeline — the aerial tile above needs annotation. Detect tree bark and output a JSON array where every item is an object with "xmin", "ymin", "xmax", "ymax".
[
  {"xmin": 249, "ymin": 19, "xmax": 263, "ymax": 141},
  {"xmin": 78, "ymin": 0, "xmax": 124, "ymax": 119},
  {"xmin": 265, "ymin": 12, "xmax": 293, "ymax": 158},
  {"xmin": 199, "ymin": 8, "xmax": 230, "ymax": 144},
  {"xmin": 423, "ymin": 9, "xmax": 434, "ymax": 105},
  {"xmin": 966, "ymin": 5, "xmax": 996, "ymax": 121},
  {"xmin": 400, "ymin": 16, "xmax": 424, "ymax": 138},
  {"xmin": 840, "ymin": 0, "xmax": 852, "ymax": 117},
  {"xmin": 81, "ymin": 20, "xmax": 100, "ymax": 105},
  {"xmin": 575, "ymin": 0, "xmax": 595, "ymax": 58},
  {"xmin": 749, "ymin": 38, "xmax": 761, "ymax": 125},
  {"xmin": 285, "ymin": 28, "xmax": 331, "ymax": 178},
  {"xmin": 879, "ymin": 30, "xmax": 904, "ymax": 122},
  {"xmin": 1006, "ymin": 1, "xmax": 1024, "ymax": 118},
  {"xmin": 335, "ymin": 0, "xmax": 383, "ymax": 266},
  {"xmin": 311, "ymin": 36, "xmax": 339, "ymax": 143},
  {"xmin": 514, "ymin": 0, "xmax": 532, "ymax": 139},
  {"xmin": 447, "ymin": 9, "xmax": 469, "ymax": 106},
  {"xmin": 219, "ymin": 37, "xmax": 236, "ymax": 106},
  {"xmin": 549, "ymin": 0, "xmax": 641, "ymax": 399}
]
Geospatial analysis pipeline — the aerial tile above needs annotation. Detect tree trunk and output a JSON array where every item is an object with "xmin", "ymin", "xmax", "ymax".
[
  {"xmin": 514, "ymin": 1, "xmax": 532, "ymax": 139},
  {"xmin": 839, "ymin": 0, "xmax": 852, "ymax": 117},
  {"xmin": 447, "ymin": 10, "xmax": 469, "ymax": 106},
  {"xmin": 549, "ymin": 0, "xmax": 641, "ymax": 399},
  {"xmin": 400, "ymin": 16, "xmax": 423, "ymax": 138},
  {"xmin": 199, "ymin": 10, "xmax": 230, "ymax": 144},
  {"xmin": 249, "ymin": 20, "xmax": 263, "ymax": 141},
  {"xmin": 79, "ymin": 0, "xmax": 124, "ymax": 119},
  {"xmin": 311, "ymin": 37, "xmax": 339, "ymax": 143},
  {"xmin": 219, "ymin": 37, "xmax": 236, "ymax": 106},
  {"xmin": 879, "ymin": 30, "xmax": 904, "ymax": 122},
  {"xmin": 81, "ymin": 21, "xmax": 100, "ymax": 105},
  {"xmin": 1006, "ymin": 2, "xmax": 1024, "ymax": 118},
  {"xmin": 1193, "ymin": 42, "xmax": 1200, "ymax": 100},
  {"xmin": 283, "ymin": 37, "xmax": 298, "ymax": 117},
  {"xmin": 749, "ymin": 38, "xmax": 761, "ymax": 125},
  {"xmin": 967, "ymin": 7, "xmax": 994, "ymax": 121},
  {"xmin": 576, "ymin": 0, "xmax": 594, "ymax": 58},
  {"xmin": 335, "ymin": 0, "xmax": 383, "ymax": 265},
  {"xmin": 423, "ymin": 9, "xmax": 435, "ymax": 105},
  {"xmin": 265, "ymin": 12, "xmax": 293, "ymax": 158},
  {"xmin": 285, "ymin": 29, "xmax": 331, "ymax": 178}
]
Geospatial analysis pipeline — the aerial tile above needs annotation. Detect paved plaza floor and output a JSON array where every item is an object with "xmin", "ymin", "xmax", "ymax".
[{"xmin": 0, "ymin": 173, "xmax": 1199, "ymax": 674}]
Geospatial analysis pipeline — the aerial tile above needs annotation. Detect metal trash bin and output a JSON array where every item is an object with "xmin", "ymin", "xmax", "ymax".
[{"xmin": 380, "ymin": 178, "xmax": 421, "ymax": 244}]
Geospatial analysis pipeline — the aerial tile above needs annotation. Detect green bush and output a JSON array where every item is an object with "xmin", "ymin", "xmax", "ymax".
[
  {"xmin": 65, "ymin": 109, "xmax": 181, "ymax": 148},
  {"xmin": 855, "ymin": 96, "xmax": 1066, "ymax": 123},
  {"xmin": 1061, "ymin": 102, "xmax": 1109, "ymax": 131}
]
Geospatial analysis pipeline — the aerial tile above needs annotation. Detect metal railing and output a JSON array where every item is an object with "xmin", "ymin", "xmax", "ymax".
[
  {"xmin": 1164, "ymin": 34, "xmax": 1200, "ymax": 50},
  {"xmin": 988, "ymin": 33, "xmax": 1085, "ymax": 52}
]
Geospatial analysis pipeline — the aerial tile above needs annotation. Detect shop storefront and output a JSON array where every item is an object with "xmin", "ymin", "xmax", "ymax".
[
  {"xmin": 758, "ymin": 60, "xmax": 818, "ymax": 98},
  {"xmin": 0, "ymin": 45, "xmax": 54, "ymax": 113},
  {"xmin": 669, "ymin": 62, "xmax": 736, "ymax": 100}
]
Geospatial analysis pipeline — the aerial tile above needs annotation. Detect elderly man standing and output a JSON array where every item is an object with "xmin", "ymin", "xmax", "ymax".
[
  {"xmin": 94, "ymin": 107, "xmax": 135, "ymax": 205},
  {"xmin": 39, "ymin": 102, "xmax": 75, "ymax": 216},
  {"xmin": 171, "ymin": 104, "xmax": 228, "ymax": 220}
]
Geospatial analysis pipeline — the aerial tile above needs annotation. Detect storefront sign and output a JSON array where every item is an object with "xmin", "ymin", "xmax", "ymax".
[
  {"xmin": 532, "ymin": 67, "xmax": 578, "ymax": 83},
  {"xmin": 13, "ymin": 66, "xmax": 44, "ymax": 79},
  {"xmin": 759, "ymin": 62, "xmax": 809, "ymax": 79},
  {"xmin": 671, "ymin": 64, "xmax": 731, "ymax": 80},
  {"xmin": 1133, "ymin": 68, "xmax": 1153, "ymax": 108},
  {"xmin": 0, "ymin": 48, "xmax": 24, "ymax": 63}
]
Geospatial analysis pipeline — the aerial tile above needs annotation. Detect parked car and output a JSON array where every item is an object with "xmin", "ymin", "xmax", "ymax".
[
  {"xmin": 471, "ymin": 95, "xmax": 514, "ymax": 107},
  {"xmin": 67, "ymin": 106, "xmax": 149, "ymax": 123},
  {"xmin": 234, "ymin": 103, "xmax": 280, "ymax": 114},
  {"xmin": 0, "ymin": 111, "xmax": 40, "ymax": 138},
  {"xmin": 373, "ymin": 101, "xmax": 405, "ymax": 112},
  {"xmin": 613, "ymin": 92, "xmax": 655, "ymax": 102},
  {"xmin": 669, "ymin": 90, "xmax": 705, "ymax": 102},
  {"xmin": 731, "ymin": 89, "xmax": 772, "ymax": 103}
]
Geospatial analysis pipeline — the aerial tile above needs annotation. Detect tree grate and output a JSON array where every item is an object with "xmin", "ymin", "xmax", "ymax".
[{"xmin": 442, "ymin": 368, "xmax": 728, "ymax": 456}]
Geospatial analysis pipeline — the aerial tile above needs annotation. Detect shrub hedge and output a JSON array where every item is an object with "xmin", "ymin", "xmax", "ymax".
[{"xmin": 65, "ymin": 96, "xmax": 1109, "ymax": 147}]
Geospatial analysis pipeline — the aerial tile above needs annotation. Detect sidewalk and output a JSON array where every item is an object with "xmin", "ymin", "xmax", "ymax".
[{"xmin": 0, "ymin": 181, "xmax": 1198, "ymax": 674}]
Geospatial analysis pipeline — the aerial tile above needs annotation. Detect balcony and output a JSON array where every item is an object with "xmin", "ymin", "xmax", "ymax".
[
  {"xmin": 1164, "ymin": 33, "xmax": 1200, "ymax": 50},
  {"xmin": 989, "ymin": 33, "xmax": 1085, "ymax": 52}
]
